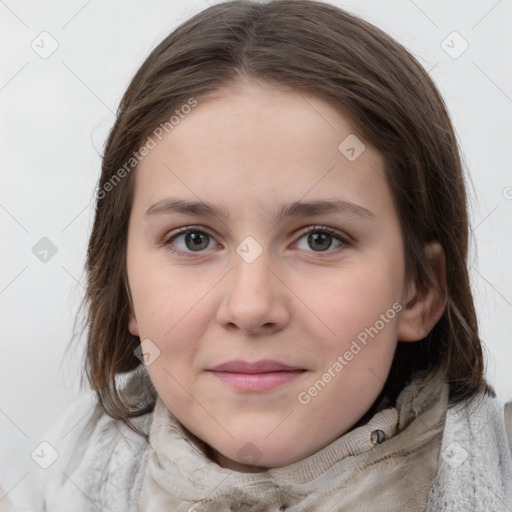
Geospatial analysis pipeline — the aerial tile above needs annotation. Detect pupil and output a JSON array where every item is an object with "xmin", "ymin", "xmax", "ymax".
[
  {"xmin": 185, "ymin": 232, "xmax": 209, "ymax": 251},
  {"xmin": 308, "ymin": 232, "xmax": 332, "ymax": 251}
]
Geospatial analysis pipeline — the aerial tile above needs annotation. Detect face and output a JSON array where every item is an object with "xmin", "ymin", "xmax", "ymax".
[{"xmin": 126, "ymin": 81, "xmax": 411, "ymax": 471}]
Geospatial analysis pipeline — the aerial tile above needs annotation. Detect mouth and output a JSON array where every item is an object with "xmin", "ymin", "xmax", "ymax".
[{"xmin": 207, "ymin": 359, "xmax": 307, "ymax": 392}]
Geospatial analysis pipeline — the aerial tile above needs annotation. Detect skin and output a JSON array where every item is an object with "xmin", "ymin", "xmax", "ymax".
[{"xmin": 126, "ymin": 80, "xmax": 445, "ymax": 472}]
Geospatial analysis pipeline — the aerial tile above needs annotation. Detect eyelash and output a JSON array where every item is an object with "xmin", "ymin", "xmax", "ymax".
[{"xmin": 163, "ymin": 225, "xmax": 351, "ymax": 258}]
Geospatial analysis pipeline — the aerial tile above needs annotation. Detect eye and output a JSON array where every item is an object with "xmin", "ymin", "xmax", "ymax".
[
  {"xmin": 293, "ymin": 225, "xmax": 349, "ymax": 254},
  {"xmin": 164, "ymin": 226, "xmax": 218, "ymax": 256},
  {"xmin": 163, "ymin": 224, "xmax": 350, "ymax": 258}
]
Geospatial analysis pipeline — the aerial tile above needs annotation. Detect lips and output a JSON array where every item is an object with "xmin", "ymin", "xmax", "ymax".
[
  {"xmin": 207, "ymin": 360, "xmax": 307, "ymax": 392},
  {"xmin": 208, "ymin": 359, "xmax": 304, "ymax": 373}
]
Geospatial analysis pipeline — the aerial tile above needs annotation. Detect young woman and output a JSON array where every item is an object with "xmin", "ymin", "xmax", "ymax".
[{"xmin": 3, "ymin": 1, "xmax": 510, "ymax": 510}]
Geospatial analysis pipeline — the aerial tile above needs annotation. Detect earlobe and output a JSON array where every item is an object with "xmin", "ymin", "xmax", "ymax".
[
  {"xmin": 128, "ymin": 309, "xmax": 140, "ymax": 336},
  {"xmin": 397, "ymin": 242, "xmax": 447, "ymax": 342}
]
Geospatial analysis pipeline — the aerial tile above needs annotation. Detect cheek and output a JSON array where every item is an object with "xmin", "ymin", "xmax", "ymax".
[
  {"xmin": 296, "ymin": 263, "xmax": 402, "ymax": 393},
  {"xmin": 132, "ymin": 281, "xmax": 209, "ymax": 408},
  {"xmin": 133, "ymin": 287, "xmax": 209, "ymax": 358},
  {"xmin": 128, "ymin": 253, "xmax": 211, "ymax": 338},
  {"xmin": 296, "ymin": 267, "xmax": 401, "ymax": 424},
  {"xmin": 307, "ymin": 262, "xmax": 402, "ymax": 341},
  {"xmin": 126, "ymin": 244, "xmax": 223, "ymax": 389}
]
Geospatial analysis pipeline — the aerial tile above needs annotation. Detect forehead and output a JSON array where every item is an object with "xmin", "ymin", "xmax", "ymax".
[{"xmin": 132, "ymin": 81, "xmax": 392, "ymax": 223}]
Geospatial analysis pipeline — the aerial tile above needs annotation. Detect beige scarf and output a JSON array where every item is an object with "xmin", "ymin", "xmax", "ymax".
[{"xmin": 138, "ymin": 371, "xmax": 448, "ymax": 511}]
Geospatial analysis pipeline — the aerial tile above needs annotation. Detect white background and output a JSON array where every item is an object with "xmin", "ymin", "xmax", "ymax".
[{"xmin": 1, "ymin": 0, "xmax": 511, "ymax": 507}]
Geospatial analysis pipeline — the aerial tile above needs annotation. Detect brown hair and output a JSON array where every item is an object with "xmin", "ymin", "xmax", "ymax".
[{"xmin": 77, "ymin": 0, "xmax": 493, "ymax": 426}]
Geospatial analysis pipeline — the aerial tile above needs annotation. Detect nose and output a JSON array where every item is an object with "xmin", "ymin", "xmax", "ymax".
[{"xmin": 216, "ymin": 251, "xmax": 290, "ymax": 335}]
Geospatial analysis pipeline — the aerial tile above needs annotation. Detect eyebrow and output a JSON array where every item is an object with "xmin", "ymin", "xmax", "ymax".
[
  {"xmin": 143, "ymin": 198, "xmax": 376, "ymax": 222},
  {"xmin": 143, "ymin": 198, "xmax": 376, "ymax": 221}
]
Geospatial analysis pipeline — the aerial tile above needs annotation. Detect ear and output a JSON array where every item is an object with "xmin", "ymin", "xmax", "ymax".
[
  {"xmin": 125, "ymin": 279, "xmax": 140, "ymax": 336},
  {"xmin": 128, "ymin": 308, "xmax": 140, "ymax": 337},
  {"xmin": 397, "ymin": 241, "xmax": 447, "ymax": 342}
]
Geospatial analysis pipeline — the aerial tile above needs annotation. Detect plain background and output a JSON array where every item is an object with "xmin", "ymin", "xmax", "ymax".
[{"xmin": 1, "ymin": 0, "xmax": 511, "ymax": 507}]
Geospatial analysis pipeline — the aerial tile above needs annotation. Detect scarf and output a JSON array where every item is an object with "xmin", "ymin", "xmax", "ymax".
[{"xmin": 138, "ymin": 370, "xmax": 449, "ymax": 511}]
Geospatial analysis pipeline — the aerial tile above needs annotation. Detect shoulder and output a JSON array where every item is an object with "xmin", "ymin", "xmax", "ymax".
[
  {"xmin": 448, "ymin": 392, "xmax": 512, "ymax": 459},
  {"xmin": 426, "ymin": 392, "xmax": 512, "ymax": 511},
  {"xmin": 30, "ymin": 390, "xmax": 94, "ymax": 504},
  {"xmin": 33, "ymin": 389, "xmax": 153, "ymax": 512}
]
